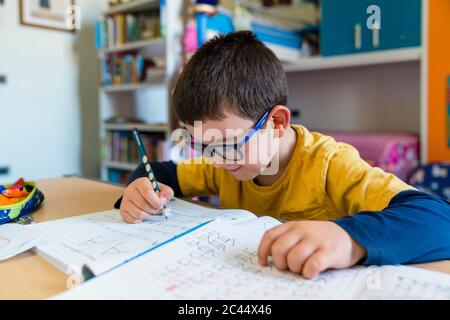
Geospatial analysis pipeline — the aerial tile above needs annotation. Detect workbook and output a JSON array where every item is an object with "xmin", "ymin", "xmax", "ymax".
[
  {"xmin": 53, "ymin": 216, "xmax": 450, "ymax": 300},
  {"xmin": 32, "ymin": 198, "xmax": 258, "ymax": 276},
  {"xmin": 0, "ymin": 224, "xmax": 43, "ymax": 261}
]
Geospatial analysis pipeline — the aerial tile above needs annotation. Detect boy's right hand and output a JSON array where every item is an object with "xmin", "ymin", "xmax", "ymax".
[{"xmin": 120, "ymin": 177, "xmax": 174, "ymax": 224}]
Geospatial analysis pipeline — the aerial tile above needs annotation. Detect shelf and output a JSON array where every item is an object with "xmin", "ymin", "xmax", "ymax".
[
  {"xmin": 98, "ymin": 38, "xmax": 165, "ymax": 55},
  {"xmin": 282, "ymin": 47, "xmax": 422, "ymax": 73},
  {"xmin": 104, "ymin": 123, "xmax": 169, "ymax": 132},
  {"xmin": 103, "ymin": 161, "xmax": 139, "ymax": 171},
  {"xmin": 103, "ymin": 0, "xmax": 159, "ymax": 15},
  {"xmin": 101, "ymin": 80, "xmax": 165, "ymax": 93}
]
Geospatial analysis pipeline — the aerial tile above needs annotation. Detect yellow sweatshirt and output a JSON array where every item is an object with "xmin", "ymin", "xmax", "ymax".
[{"xmin": 177, "ymin": 125, "xmax": 415, "ymax": 220}]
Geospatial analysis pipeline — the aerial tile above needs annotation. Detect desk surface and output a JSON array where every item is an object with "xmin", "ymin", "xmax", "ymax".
[
  {"xmin": 0, "ymin": 177, "xmax": 124, "ymax": 300},
  {"xmin": 0, "ymin": 177, "xmax": 449, "ymax": 300}
]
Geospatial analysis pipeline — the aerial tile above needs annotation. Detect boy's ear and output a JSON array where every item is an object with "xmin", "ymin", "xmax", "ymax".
[{"xmin": 269, "ymin": 105, "xmax": 291, "ymax": 138}]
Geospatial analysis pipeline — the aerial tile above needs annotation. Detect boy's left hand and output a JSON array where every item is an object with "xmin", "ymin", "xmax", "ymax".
[{"xmin": 257, "ymin": 221, "xmax": 367, "ymax": 279}]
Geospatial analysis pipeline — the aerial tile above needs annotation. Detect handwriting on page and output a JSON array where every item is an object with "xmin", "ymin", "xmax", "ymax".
[
  {"xmin": 38, "ymin": 211, "xmax": 208, "ymax": 260},
  {"xmin": 54, "ymin": 216, "xmax": 450, "ymax": 300},
  {"xmin": 393, "ymin": 276, "xmax": 450, "ymax": 299},
  {"xmin": 54, "ymin": 218, "xmax": 369, "ymax": 300},
  {"xmin": 0, "ymin": 224, "xmax": 43, "ymax": 261},
  {"xmin": 152, "ymin": 218, "xmax": 364, "ymax": 299},
  {"xmin": 34, "ymin": 199, "xmax": 257, "ymax": 270},
  {"xmin": 362, "ymin": 265, "xmax": 450, "ymax": 300}
]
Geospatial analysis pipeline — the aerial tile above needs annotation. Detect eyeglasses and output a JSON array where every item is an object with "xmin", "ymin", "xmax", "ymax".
[{"xmin": 188, "ymin": 108, "xmax": 272, "ymax": 161}]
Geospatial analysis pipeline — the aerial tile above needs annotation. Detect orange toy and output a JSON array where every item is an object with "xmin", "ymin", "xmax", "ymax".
[{"xmin": 2, "ymin": 189, "xmax": 30, "ymax": 198}]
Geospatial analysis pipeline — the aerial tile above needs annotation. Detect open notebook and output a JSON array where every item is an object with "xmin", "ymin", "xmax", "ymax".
[
  {"xmin": 33, "ymin": 198, "xmax": 259, "ymax": 276},
  {"xmin": 53, "ymin": 216, "xmax": 450, "ymax": 300}
]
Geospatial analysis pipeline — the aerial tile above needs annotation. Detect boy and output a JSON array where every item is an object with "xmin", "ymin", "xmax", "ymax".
[{"xmin": 115, "ymin": 31, "xmax": 450, "ymax": 279}]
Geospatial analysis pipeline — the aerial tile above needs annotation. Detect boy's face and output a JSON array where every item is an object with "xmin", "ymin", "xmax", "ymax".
[{"xmin": 185, "ymin": 110, "xmax": 281, "ymax": 181}]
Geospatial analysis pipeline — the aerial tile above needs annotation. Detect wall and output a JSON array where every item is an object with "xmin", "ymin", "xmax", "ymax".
[
  {"xmin": 0, "ymin": 0, "xmax": 105, "ymax": 183},
  {"xmin": 287, "ymin": 61, "xmax": 421, "ymax": 133}
]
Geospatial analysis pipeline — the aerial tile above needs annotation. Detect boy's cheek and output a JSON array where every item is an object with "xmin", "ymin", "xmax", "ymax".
[
  {"xmin": 229, "ymin": 149, "xmax": 274, "ymax": 180},
  {"xmin": 243, "ymin": 140, "xmax": 273, "ymax": 167}
]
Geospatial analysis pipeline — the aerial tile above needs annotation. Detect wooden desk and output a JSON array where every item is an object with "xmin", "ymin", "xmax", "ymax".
[
  {"xmin": 0, "ymin": 177, "xmax": 449, "ymax": 300},
  {"xmin": 0, "ymin": 177, "xmax": 124, "ymax": 300}
]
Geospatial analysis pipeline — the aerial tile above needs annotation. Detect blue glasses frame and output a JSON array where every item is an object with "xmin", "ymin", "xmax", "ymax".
[{"xmin": 190, "ymin": 108, "xmax": 273, "ymax": 161}]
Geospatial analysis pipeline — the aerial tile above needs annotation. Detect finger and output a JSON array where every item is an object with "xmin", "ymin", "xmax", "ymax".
[
  {"xmin": 257, "ymin": 223, "xmax": 291, "ymax": 266},
  {"xmin": 286, "ymin": 241, "xmax": 318, "ymax": 274},
  {"xmin": 128, "ymin": 191, "xmax": 160, "ymax": 216},
  {"xmin": 135, "ymin": 180, "xmax": 163, "ymax": 210},
  {"xmin": 124, "ymin": 206, "xmax": 145, "ymax": 222},
  {"xmin": 159, "ymin": 184, "xmax": 174, "ymax": 205},
  {"xmin": 271, "ymin": 230, "xmax": 303, "ymax": 271},
  {"xmin": 302, "ymin": 249, "xmax": 330, "ymax": 279},
  {"xmin": 119, "ymin": 198, "xmax": 138, "ymax": 222},
  {"xmin": 121, "ymin": 209, "xmax": 142, "ymax": 224},
  {"xmin": 123, "ymin": 198, "xmax": 149, "ymax": 221}
]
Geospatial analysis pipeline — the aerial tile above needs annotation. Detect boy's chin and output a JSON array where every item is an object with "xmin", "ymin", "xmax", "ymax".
[{"xmin": 228, "ymin": 167, "xmax": 265, "ymax": 181}]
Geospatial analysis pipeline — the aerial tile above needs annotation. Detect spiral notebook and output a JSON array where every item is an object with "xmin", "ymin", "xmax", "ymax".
[
  {"xmin": 32, "ymin": 198, "xmax": 258, "ymax": 277},
  {"xmin": 29, "ymin": 197, "xmax": 450, "ymax": 299},
  {"xmin": 53, "ymin": 216, "xmax": 450, "ymax": 300}
]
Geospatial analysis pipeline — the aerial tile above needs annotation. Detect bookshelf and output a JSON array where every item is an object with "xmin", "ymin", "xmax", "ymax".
[
  {"xmin": 218, "ymin": 0, "xmax": 449, "ymax": 167},
  {"xmin": 282, "ymin": 47, "xmax": 422, "ymax": 73},
  {"xmin": 98, "ymin": 37, "xmax": 165, "ymax": 55},
  {"xmin": 101, "ymin": 81, "xmax": 165, "ymax": 93},
  {"xmin": 104, "ymin": 161, "xmax": 140, "ymax": 172},
  {"xmin": 104, "ymin": 123, "xmax": 169, "ymax": 132},
  {"xmin": 279, "ymin": 0, "xmax": 428, "ymax": 164},
  {"xmin": 97, "ymin": 0, "xmax": 183, "ymax": 183},
  {"xmin": 104, "ymin": 0, "xmax": 160, "ymax": 15}
]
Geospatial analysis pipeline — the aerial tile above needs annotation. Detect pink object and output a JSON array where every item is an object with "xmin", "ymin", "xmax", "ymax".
[
  {"xmin": 320, "ymin": 131, "xmax": 420, "ymax": 181},
  {"xmin": 184, "ymin": 23, "xmax": 198, "ymax": 56}
]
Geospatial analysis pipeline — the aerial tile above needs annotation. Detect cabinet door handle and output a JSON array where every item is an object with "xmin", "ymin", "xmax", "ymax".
[
  {"xmin": 372, "ymin": 28, "xmax": 380, "ymax": 48},
  {"xmin": 354, "ymin": 24, "xmax": 362, "ymax": 50}
]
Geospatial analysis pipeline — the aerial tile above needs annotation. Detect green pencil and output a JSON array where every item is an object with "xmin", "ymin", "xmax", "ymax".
[{"xmin": 132, "ymin": 128, "xmax": 170, "ymax": 217}]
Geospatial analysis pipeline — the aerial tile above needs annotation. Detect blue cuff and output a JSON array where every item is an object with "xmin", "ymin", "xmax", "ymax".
[{"xmin": 333, "ymin": 190, "xmax": 450, "ymax": 266}]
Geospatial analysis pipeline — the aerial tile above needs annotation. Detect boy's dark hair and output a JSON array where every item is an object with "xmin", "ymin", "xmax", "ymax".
[{"xmin": 173, "ymin": 31, "xmax": 289, "ymax": 125}]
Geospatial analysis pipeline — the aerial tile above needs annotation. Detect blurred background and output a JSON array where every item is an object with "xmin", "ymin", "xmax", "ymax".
[{"xmin": 0, "ymin": 0, "xmax": 449, "ymax": 200}]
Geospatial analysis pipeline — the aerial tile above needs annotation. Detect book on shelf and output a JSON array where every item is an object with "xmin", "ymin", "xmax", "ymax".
[
  {"xmin": 234, "ymin": 0, "xmax": 320, "ymax": 59},
  {"xmin": 99, "ymin": 53, "xmax": 144, "ymax": 86},
  {"xmin": 99, "ymin": 54, "xmax": 165, "ymax": 86},
  {"xmin": 108, "ymin": 169, "xmax": 132, "ymax": 184},
  {"xmin": 107, "ymin": 0, "xmax": 138, "ymax": 8},
  {"xmin": 96, "ymin": 13, "xmax": 160, "ymax": 49},
  {"xmin": 145, "ymin": 66, "xmax": 166, "ymax": 81},
  {"xmin": 103, "ymin": 129, "xmax": 168, "ymax": 165},
  {"xmin": 107, "ymin": 0, "xmax": 127, "ymax": 6}
]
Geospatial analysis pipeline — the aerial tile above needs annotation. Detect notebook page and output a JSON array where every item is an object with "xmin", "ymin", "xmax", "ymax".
[
  {"xmin": 53, "ymin": 217, "xmax": 371, "ymax": 300},
  {"xmin": 360, "ymin": 265, "xmax": 450, "ymax": 300},
  {"xmin": 0, "ymin": 224, "xmax": 43, "ymax": 261},
  {"xmin": 33, "ymin": 198, "xmax": 256, "ymax": 274}
]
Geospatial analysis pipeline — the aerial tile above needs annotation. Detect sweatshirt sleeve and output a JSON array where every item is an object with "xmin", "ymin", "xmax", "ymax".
[
  {"xmin": 113, "ymin": 161, "xmax": 182, "ymax": 209},
  {"xmin": 325, "ymin": 142, "xmax": 416, "ymax": 215},
  {"xmin": 333, "ymin": 190, "xmax": 450, "ymax": 265}
]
